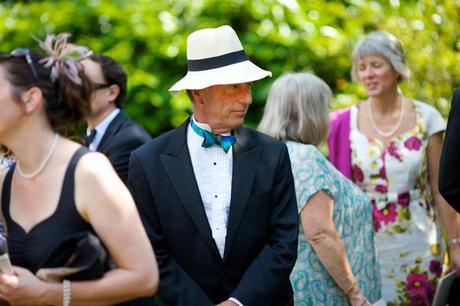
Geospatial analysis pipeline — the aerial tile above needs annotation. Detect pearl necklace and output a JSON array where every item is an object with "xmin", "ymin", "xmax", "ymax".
[
  {"xmin": 368, "ymin": 96, "xmax": 404, "ymax": 138},
  {"xmin": 16, "ymin": 133, "xmax": 59, "ymax": 179}
]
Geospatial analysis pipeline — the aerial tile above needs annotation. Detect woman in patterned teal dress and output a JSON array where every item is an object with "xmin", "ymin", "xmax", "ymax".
[{"xmin": 259, "ymin": 72, "xmax": 382, "ymax": 306}]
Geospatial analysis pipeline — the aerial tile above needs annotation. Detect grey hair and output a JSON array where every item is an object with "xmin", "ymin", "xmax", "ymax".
[
  {"xmin": 258, "ymin": 72, "xmax": 332, "ymax": 146},
  {"xmin": 351, "ymin": 31, "xmax": 411, "ymax": 83}
]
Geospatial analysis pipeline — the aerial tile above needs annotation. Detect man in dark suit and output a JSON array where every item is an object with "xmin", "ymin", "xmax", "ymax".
[
  {"xmin": 82, "ymin": 54, "xmax": 151, "ymax": 184},
  {"xmin": 128, "ymin": 25, "xmax": 299, "ymax": 306},
  {"xmin": 440, "ymin": 88, "xmax": 460, "ymax": 213},
  {"xmin": 82, "ymin": 54, "xmax": 154, "ymax": 306},
  {"xmin": 439, "ymin": 88, "xmax": 460, "ymax": 306}
]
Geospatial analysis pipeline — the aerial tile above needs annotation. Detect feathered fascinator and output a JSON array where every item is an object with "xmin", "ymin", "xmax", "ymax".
[{"xmin": 33, "ymin": 33, "xmax": 92, "ymax": 85}]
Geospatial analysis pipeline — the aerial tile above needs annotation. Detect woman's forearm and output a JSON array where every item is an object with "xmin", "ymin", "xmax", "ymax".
[
  {"xmin": 309, "ymin": 229, "xmax": 356, "ymax": 293},
  {"xmin": 435, "ymin": 193, "xmax": 460, "ymax": 240},
  {"xmin": 42, "ymin": 268, "xmax": 155, "ymax": 306},
  {"xmin": 301, "ymin": 191, "xmax": 370, "ymax": 305}
]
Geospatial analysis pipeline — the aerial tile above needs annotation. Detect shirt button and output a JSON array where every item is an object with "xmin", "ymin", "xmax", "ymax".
[
  {"xmin": 213, "ymin": 162, "xmax": 217, "ymax": 166},
  {"xmin": 215, "ymin": 195, "xmax": 218, "ymax": 198}
]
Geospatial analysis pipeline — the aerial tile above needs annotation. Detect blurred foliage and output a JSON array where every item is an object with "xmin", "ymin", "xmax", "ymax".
[{"xmin": 1, "ymin": 0, "xmax": 459, "ymax": 136}]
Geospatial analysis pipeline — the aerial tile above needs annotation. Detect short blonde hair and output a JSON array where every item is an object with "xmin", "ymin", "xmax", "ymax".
[
  {"xmin": 351, "ymin": 31, "xmax": 411, "ymax": 83},
  {"xmin": 258, "ymin": 72, "xmax": 332, "ymax": 146}
]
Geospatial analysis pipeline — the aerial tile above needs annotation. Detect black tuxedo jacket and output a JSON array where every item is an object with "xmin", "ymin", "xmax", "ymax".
[
  {"xmin": 128, "ymin": 120, "xmax": 298, "ymax": 306},
  {"xmin": 439, "ymin": 88, "xmax": 460, "ymax": 213},
  {"xmin": 96, "ymin": 111, "xmax": 151, "ymax": 184}
]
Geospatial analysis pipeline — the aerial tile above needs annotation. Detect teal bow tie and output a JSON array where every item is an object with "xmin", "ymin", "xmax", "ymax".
[{"xmin": 190, "ymin": 119, "xmax": 236, "ymax": 153}]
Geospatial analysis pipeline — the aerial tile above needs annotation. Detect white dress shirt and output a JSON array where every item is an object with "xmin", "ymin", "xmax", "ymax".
[
  {"xmin": 187, "ymin": 116, "xmax": 243, "ymax": 306},
  {"xmin": 187, "ymin": 116, "xmax": 233, "ymax": 258},
  {"xmin": 86, "ymin": 108, "xmax": 120, "ymax": 151}
]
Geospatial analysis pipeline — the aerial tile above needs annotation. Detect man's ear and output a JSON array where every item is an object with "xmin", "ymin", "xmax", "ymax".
[
  {"xmin": 107, "ymin": 84, "xmax": 120, "ymax": 104},
  {"xmin": 190, "ymin": 89, "xmax": 205, "ymax": 105},
  {"xmin": 21, "ymin": 87, "xmax": 43, "ymax": 114}
]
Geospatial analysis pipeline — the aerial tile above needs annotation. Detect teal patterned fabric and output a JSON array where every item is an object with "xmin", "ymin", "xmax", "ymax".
[{"xmin": 286, "ymin": 142, "xmax": 381, "ymax": 305}]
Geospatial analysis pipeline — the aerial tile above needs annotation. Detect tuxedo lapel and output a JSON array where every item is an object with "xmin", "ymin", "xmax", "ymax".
[
  {"xmin": 224, "ymin": 127, "xmax": 260, "ymax": 261},
  {"xmin": 160, "ymin": 120, "xmax": 221, "ymax": 259},
  {"xmin": 97, "ymin": 111, "xmax": 126, "ymax": 152}
]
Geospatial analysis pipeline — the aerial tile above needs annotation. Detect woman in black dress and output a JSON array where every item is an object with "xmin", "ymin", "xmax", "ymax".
[{"xmin": 0, "ymin": 34, "xmax": 158, "ymax": 305}]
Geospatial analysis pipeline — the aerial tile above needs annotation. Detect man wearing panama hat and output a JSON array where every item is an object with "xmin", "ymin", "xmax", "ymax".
[{"xmin": 128, "ymin": 25, "xmax": 298, "ymax": 306}]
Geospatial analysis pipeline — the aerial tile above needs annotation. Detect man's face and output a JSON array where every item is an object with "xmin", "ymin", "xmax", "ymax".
[
  {"xmin": 81, "ymin": 59, "xmax": 114, "ymax": 122},
  {"xmin": 193, "ymin": 83, "xmax": 252, "ymax": 134}
]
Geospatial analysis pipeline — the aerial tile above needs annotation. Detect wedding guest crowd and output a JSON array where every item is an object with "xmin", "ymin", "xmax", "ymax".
[{"xmin": 0, "ymin": 25, "xmax": 459, "ymax": 306}]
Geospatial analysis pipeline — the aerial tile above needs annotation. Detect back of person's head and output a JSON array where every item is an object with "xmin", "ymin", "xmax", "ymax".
[
  {"xmin": 88, "ymin": 53, "xmax": 127, "ymax": 108},
  {"xmin": 258, "ymin": 72, "xmax": 332, "ymax": 146},
  {"xmin": 0, "ymin": 33, "xmax": 92, "ymax": 132},
  {"xmin": 351, "ymin": 31, "xmax": 411, "ymax": 83}
]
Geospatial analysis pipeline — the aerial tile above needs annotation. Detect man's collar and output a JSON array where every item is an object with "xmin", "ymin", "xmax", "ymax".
[
  {"xmin": 87, "ymin": 108, "xmax": 120, "ymax": 136},
  {"xmin": 191, "ymin": 114, "xmax": 231, "ymax": 136},
  {"xmin": 86, "ymin": 108, "xmax": 120, "ymax": 151}
]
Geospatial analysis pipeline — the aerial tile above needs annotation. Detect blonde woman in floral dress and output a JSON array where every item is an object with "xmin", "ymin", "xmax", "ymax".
[{"xmin": 328, "ymin": 31, "xmax": 460, "ymax": 305}]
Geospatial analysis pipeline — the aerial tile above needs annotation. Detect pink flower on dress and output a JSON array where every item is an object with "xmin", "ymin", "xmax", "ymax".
[
  {"xmin": 380, "ymin": 203, "xmax": 397, "ymax": 224},
  {"xmin": 429, "ymin": 260, "xmax": 442, "ymax": 278},
  {"xmin": 427, "ymin": 282, "xmax": 436, "ymax": 303},
  {"xmin": 352, "ymin": 164, "xmax": 364, "ymax": 183},
  {"xmin": 375, "ymin": 184, "xmax": 388, "ymax": 193},
  {"xmin": 397, "ymin": 191, "xmax": 410, "ymax": 207},
  {"xmin": 371, "ymin": 201, "xmax": 381, "ymax": 232},
  {"xmin": 379, "ymin": 166, "xmax": 387, "ymax": 179},
  {"xmin": 373, "ymin": 202, "xmax": 397, "ymax": 229},
  {"xmin": 404, "ymin": 136, "xmax": 422, "ymax": 151},
  {"xmin": 387, "ymin": 141, "xmax": 403, "ymax": 161},
  {"xmin": 406, "ymin": 272, "xmax": 429, "ymax": 297},
  {"xmin": 410, "ymin": 294, "xmax": 428, "ymax": 306}
]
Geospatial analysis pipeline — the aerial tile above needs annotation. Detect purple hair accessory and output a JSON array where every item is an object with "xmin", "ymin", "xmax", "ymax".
[{"xmin": 33, "ymin": 33, "xmax": 92, "ymax": 85}]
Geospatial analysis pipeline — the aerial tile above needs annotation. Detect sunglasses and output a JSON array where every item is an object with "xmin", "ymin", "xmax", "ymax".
[
  {"xmin": 10, "ymin": 48, "xmax": 39, "ymax": 81},
  {"xmin": 92, "ymin": 83, "xmax": 111, "ymax": 91}
]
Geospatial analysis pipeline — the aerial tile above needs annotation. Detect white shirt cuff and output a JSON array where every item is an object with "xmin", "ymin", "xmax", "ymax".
[{"xmin": 228, "ymin": 297, "xmax": 244, "ymax": 306}]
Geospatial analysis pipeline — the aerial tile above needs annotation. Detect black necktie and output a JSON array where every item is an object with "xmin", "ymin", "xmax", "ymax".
[{"xmin": 83, "ymin": 129, "xmax": 97, "ymax": 147}]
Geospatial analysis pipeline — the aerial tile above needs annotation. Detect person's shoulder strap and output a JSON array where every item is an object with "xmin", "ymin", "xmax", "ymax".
[
  {"xmin": 65, "ymin": 147, "xmax": 90, "ymax": 185},
  {"xmin": 1, "ymin": 164, "xmax": 16, "ymax": 235}
]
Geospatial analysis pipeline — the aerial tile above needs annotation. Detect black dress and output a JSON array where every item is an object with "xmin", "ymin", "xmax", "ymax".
[
  {"xmin": 1, "ymin": 147, "xmax": 145, "ymax": 306},
  {"xmin": 1, "ymin": 147, "xmax": 95, "ymax": 274}
]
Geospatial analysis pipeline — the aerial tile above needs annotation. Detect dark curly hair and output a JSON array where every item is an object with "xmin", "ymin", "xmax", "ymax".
[{"xmin": 0, "ymin": 50, "xmax": 92, "ymax": 132}]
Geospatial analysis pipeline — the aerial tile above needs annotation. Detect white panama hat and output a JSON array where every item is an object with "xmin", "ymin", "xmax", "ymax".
[{"xmin": 169, "ymin": 25, "xmax": 272, "ymax": 92}]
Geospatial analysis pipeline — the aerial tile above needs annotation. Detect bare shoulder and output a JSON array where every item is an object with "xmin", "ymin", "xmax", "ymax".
[
  {"xmin": 77, "ymin": 151, "xmax": 114, "ymax": 177},
  {"xmin": 74, "ymin": 151, "xmax": 129, "ymax": 220},
  {"xmin": 74, "ymin": 152, "xmax": 121, "ymax": 202}
]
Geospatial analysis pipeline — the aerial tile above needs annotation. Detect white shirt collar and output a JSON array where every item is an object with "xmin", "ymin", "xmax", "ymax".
[
  {"xmin": 191, "ymin": 114, "xmax": 232, "ymax": 136},
  {"xmin": 87, "ymin": 108, "xmax": 120, "ymax": 151}
]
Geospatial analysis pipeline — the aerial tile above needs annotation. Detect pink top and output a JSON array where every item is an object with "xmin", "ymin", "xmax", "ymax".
[{"xmin": 327, "ymin": 108, "xmax": 352, "ymax": 179}]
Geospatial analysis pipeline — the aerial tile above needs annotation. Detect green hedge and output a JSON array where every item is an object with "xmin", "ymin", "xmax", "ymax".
[{"xmin": 1, "ymin": 0, "xmax": 459, "ymax": 136}]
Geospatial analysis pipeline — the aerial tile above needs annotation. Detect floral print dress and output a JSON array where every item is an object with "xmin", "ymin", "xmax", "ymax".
[
  {"xmin": 0, "ymin": 154, "xmax": 14, "ymax": 172},
  {"xmin": 287, "ymin": 142, "xmax": 381, "ymax": 306},
  {"xmin": 350, "ymin": 100, "xmax": 446, "ymax": 306}
]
